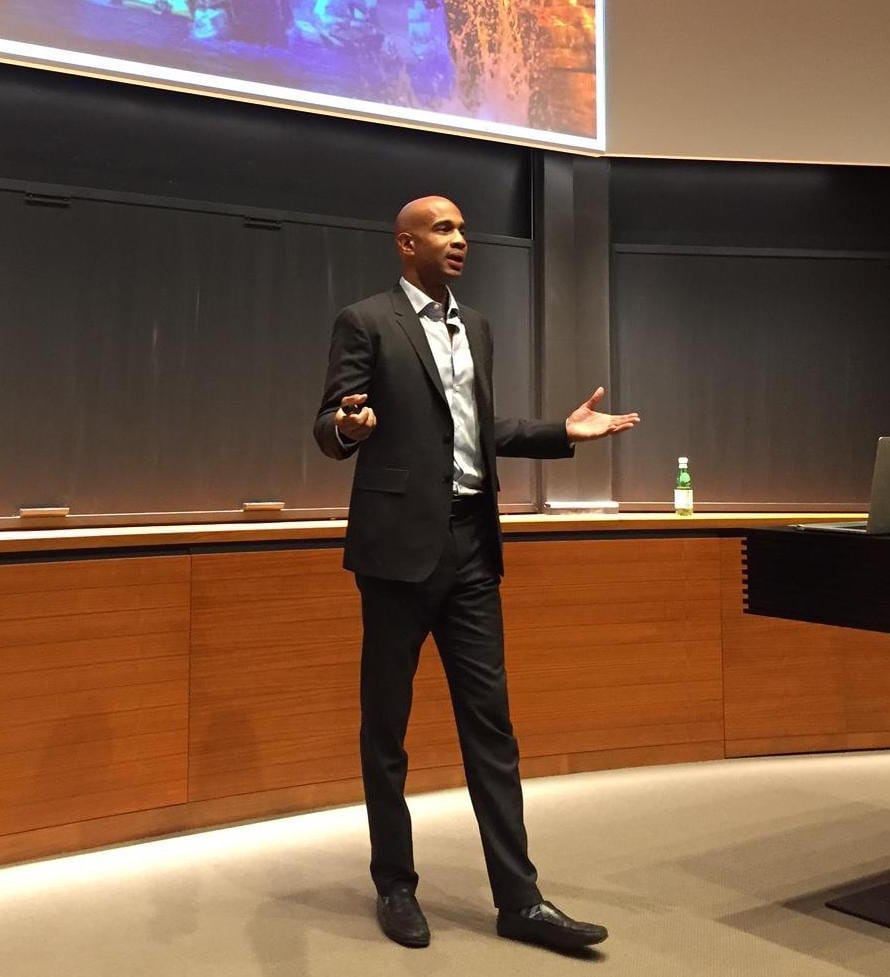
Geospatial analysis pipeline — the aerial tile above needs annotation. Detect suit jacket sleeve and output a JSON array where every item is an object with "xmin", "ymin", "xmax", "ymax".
[
  {"xmin": 493, "ymin": 416, "xmax": 575, "ymax": 459},
  {"xmin": 314, "ymin": 306, "xmax": 375, "ymax": 460}
]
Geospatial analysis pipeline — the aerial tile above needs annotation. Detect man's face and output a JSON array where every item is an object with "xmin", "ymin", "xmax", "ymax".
[{"xmin": 399, "ymin": 198, "xmax": 468, "ymax": 284}]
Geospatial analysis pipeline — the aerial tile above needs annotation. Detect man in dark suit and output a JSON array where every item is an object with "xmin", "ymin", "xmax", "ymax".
[{"xmin": 315, "ymin": 196, "xmax": 639, "ymax": 950}]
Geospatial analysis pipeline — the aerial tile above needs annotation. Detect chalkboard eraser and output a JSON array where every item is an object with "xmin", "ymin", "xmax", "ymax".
[
  {"xmin": 19, "ymin": 506, "xmax": 70, "ymax": 518},
  {"xmin": 242, "ymin": 501, "xmax": 286, "ymax": 512}
]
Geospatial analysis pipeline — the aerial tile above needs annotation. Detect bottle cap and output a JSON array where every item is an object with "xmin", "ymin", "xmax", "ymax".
[{"xmin": 678, "ymin": 457, "xmax": 688, "ymax": 465}]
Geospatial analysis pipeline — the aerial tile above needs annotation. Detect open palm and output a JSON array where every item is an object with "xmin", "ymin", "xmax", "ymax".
[{"xmin": 565, "ymin": 387, "xmax": 640, "ymax": 442}]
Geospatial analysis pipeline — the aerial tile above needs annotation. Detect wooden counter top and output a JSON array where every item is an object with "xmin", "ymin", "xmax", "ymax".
[{"xmin": 0, "ymin": 512, "xmax": 865, "ymax": 555}]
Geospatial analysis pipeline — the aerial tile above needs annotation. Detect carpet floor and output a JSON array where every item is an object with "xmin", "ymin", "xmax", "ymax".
[{"xmin": 3, "ymin": 752, "xmax": 890, "ymax": 976}]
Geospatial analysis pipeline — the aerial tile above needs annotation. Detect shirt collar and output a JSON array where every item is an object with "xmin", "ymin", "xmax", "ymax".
[{"xmin": 399, "ymin": 276, "xmax": 460, "ymax": 320}]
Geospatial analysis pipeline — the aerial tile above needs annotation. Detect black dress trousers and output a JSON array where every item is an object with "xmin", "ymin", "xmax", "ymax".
[{"xmin": 355, "ymin": 498, "xmax": 542, "ymax": 911}]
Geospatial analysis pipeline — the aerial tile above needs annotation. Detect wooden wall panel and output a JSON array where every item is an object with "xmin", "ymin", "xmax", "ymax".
[
  {"xmin": 189, "ymin": 549, "xmax": 365, "ymax": 800},
  {"xmin": 406, "ymin": 538, "xmax": 726, "ymax": 772},
  {"xmin": 0, "ymin": 556, "xmax": 189, "ymax": 835},
  {"xmin": 190, "ymin": 549, "xmax": 466, "ymax": 797},
  {"xmin": 500, "ymin": 538, "xmax": 725, "ymax": 762},
  {"xmin": 721, "ymin": 537, "xmax": 890, "ymax": 756},
  {"xmin": 189, "ymin": 538, "xmax": 728, "ymax": 799},
  {"xmin": 4, "ymin": 531, "xmax": 889, "ymax": 867},
  {"xmin": 0, "ymin": 777, "xmax": 366, "ymax": 867}
]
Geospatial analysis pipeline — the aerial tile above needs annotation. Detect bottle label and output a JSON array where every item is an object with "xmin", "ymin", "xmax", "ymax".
[{"xmin": 674, "ymin": 489, "xmax": 694, "ymax": 513}]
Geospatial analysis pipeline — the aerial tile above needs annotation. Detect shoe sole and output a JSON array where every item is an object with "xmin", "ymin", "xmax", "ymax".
[
  {"xmin": 497, "ymin": 919, "xmax": 608, "ymax": 950},
  {"xmin": 379, "ymin": 926, "xmax": 430, "ymax": 948}
]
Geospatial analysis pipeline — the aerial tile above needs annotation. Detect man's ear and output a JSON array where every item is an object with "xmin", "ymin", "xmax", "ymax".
[{"xmin": 396, "ymin": 231, "xmax": 414, "ymax": 256}]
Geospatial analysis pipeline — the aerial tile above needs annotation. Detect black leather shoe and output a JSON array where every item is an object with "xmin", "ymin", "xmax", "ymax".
[
  {"xmin": 376, "ymin": 888, "xmax": 430, "ymax": 948},
  {"xmin": 497, "ymin": 900, "xmax": 608, "ymax": 950}
]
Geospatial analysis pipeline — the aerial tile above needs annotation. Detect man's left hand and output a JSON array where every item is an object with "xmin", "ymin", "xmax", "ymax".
[{"xmin": 565, "ymin": 387, "xmax": 640, "ymax": 443}]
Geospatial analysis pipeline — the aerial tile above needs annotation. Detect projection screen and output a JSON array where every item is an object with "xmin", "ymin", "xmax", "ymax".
[{"xmin": 0, "ymin": 1, "xmax": 604, "ymax": 153}]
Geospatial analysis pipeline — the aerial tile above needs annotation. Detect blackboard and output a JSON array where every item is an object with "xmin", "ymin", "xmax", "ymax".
[
  {"xmin": 611, "ymin": 249, "xmax": 890, "ymax": 507},
  {"xmin": 0, "ymin": 62, "xmax": 536, "ymax": 523},
  {"xmin": 0, "ymin": 186, "xmax": 534, "ymax": 519}
]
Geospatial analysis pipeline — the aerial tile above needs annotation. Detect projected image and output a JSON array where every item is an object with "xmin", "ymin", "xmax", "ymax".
[{"xmin": 0, "ymin": 0, "xmax": 602, "ymax": 149}]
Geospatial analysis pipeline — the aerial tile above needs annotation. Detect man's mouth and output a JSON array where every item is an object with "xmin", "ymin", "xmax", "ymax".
[{"xmin": 446, "ymin": 253, "xmax": 465, "ymax": 269}]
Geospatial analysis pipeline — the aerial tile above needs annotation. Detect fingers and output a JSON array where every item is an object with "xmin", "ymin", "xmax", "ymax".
[
  {"xmin": 585, "ymin": 386, "xmax": 605, "ymax": 409},
  {"xmin": 336, "ymin": 394, "xmax": 376, "ymax": 441},
  {"xmin": 340, "ymin": 393, "xmax": 367, "ymax": 412},
  {"xmin": 343, "ymin": 407, "xmax": 375, "ymax": 427},
  {"xmin": 609, "ymin": 414, "xmax": 640, "ymax": 432},
  {"xmin": 583, "ymin": 388, "xmax": 641, "ymax": 425},
  {"xmin": 338, "ymin": 408, "xmax": 376, "ymax": 441}
]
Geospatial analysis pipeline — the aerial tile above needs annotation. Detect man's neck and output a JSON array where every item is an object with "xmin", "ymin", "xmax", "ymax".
[{"xmin": 402, "ymin": 270, "xmax": 447, "ymax": 305}]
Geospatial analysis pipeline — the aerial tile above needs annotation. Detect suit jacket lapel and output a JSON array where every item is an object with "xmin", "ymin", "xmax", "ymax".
[
  {"xmin": 389, "ymin": 285, "xmax": 448, "ymax": 405},
  {"xmin": 463, "ymin": 312, "xmax": 493, "ymax": 417}
]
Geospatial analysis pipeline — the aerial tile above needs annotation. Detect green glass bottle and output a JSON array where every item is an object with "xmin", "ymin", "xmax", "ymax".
[{"xmin": 674, "ymin": 456, "xmax": 693, "ymax": 516}]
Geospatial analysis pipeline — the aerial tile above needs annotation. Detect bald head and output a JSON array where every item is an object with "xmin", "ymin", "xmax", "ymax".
[
  {"xmin": 394, "ymin": 197, "xmax": 467, "ymax": 300},
  {"xmin": 394, "ymin": 196, "xmax": 458, "ymax": 236}
]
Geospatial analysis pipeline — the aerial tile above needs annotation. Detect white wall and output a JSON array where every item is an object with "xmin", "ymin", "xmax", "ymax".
[{"xmin": 606, "ymin": 0, "xmax": 890, "ymax": 164}]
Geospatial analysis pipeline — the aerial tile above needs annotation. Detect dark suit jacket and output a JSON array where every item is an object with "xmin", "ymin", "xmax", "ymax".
[{"xmin": 314, "ymin": 285, "xmax": 573, "ymax": 582}]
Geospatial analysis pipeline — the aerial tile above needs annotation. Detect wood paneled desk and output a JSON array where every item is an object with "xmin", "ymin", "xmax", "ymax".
[
  {"xmin": 744, "ymin": 527, "xmax": 890, "ymax": 927},
  {"xmin": 3, "ymin": 513, "xmax": 890, "ymax": 869}
]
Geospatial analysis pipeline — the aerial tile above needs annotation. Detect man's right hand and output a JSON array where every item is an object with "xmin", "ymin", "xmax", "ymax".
[{"xmin": 335, "ymin": 394, "xmax": 376, "ymax": 442}]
